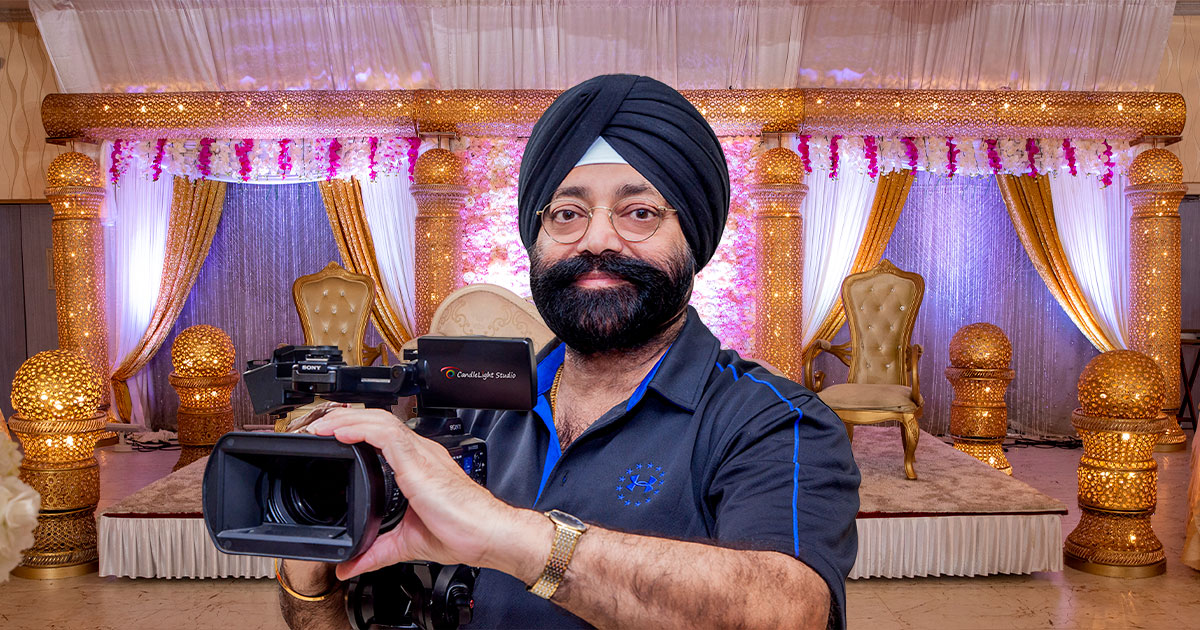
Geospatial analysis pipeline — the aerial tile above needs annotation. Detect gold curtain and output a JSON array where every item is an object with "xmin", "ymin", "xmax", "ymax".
[
  {"xmin": 805, "ymin": 169, "xmax": 916, "ymax": 350},
  {"xmin": 111, "ymin": 177, "xmax": 227, "ymax": 420},
  {"xmin": 996, "ymin": 175, "xmax": 1120, "ymax": 352},
  {"xmin": 319, "ymin": 178, "xmax": 414, "ymax": 355}
]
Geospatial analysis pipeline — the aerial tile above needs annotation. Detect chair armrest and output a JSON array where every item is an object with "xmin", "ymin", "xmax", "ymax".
[
  {"xmin": 362, "ymin": 342, "xmax": 388, "ymax": 366},
  {"xmin": 908, "ymin": 343, "xmax": 924, "ymax": 406},
  {"xmin": 802, "ymin": 339, "xmax": 851, "ymax": 392}
]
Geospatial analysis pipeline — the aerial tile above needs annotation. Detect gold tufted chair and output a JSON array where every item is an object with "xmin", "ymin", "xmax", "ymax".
[
  {"xmin": 804, "ymin": 259, "xmax": 925, "ymax": 480},
  {"xmin": 402, "ymin": 283, "xmax": 555, "ymax": 354},
  {"xmin": 293, "ymin": 261, "xmax": 387, "ymax": 367}
]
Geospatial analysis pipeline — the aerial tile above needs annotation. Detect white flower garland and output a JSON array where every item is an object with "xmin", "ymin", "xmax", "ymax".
[
  {"xmin": 0, "ymin": 433, "xmax": 40, "ymax": 581},
  {"xmin": 110, "ymin": 135, "xmax": 1140, "ymax": 185}
]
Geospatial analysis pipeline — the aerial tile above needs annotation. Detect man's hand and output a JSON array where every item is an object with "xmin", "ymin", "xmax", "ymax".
[{"xmin": 307, "ymin": 408, "xmax": 550, "ymax": 583}]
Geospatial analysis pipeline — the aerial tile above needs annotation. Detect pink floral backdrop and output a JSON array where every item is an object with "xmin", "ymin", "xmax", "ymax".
[{"xmin": 456, "ymin": 137, "xmax": 759, "ymax": 355}]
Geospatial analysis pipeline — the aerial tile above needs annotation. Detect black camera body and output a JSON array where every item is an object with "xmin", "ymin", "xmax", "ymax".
[{"xmin": 201, "ymin": 336, "xmax": 535, "ymax": 629}]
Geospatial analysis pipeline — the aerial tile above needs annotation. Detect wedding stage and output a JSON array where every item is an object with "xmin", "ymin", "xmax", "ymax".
[{"xmin": 96, "ymin": 426, "xmax": 1066, "ymax": 581}]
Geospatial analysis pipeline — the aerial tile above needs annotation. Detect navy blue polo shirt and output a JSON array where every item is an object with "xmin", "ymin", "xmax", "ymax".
[{"xmin": 461, "ymin": 308, "xmax": 860, "ymax": 629}]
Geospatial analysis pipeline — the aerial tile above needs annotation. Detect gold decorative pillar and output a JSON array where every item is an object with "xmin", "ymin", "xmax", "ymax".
[
  {"xmin": 946, "ymin": 323, "xmax": 1016, "ymax": 474},
  {"xmin": 752, "ymin": 147, "xmax": 808, "ymax": 380},
  {"xmin": 168, "ymin": 325, "xmax": 238, "ymax": 470},
  {"xmin": 7, "ymin": 350, "xmax": 106, "ymax": 579},
  {"xmin": 1064, "ymin": 350, "xmax": 1167, "ymax": 577},
  {"xmin": 1125, "ymin": 148, "xmax": 1187, "ymax": 451},
  {"xmin": 45, "ymin": 153, "xmax": 111, "ymax": 419},
  {"xmin": 410, "ymin": 148, "xmax": 468, "ymax": 335}
]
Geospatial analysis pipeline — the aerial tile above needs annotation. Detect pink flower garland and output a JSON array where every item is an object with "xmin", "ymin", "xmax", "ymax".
[
  {"xmin": 901, "ymin": 137, "xmax": 918, "ymax": 170},
  {"xmin": 1100, "ymin": 140, "xmax": 1115, "ymax": 188},
  {"xmin": 198, "ymin": 138, "xmax": 214, "ymax": 179},
  {"xmin": 368, "ymin": 137, "xmax": 380, "ymax": 182},
  {"xmin": 985, "ymin": 139, "xmax": 1001, "ymax": 174},
  {"xmin": 325, "ymin": 138, "xmax": 342, "ymax": 181},
  {"xmin": 235, "ymin": 139, "xmax": 254, "ymax": 182},
  {"xmin": 406, "ymin": 137, "xmax": 421, "ymax": 182},
  {"xmin": 151, "ymin": 139, "xmax": 167, "ymax": 181},
  {"xmin": 797, "ymin": 134, "xmax": 812, "ymax": 173},
  {"xmin": 829, "ymin": 134, "xmax": 842, "ymax": 179},
  {"xmin": 945, "ymin": 137, "xmax": 960, "ymax": 178},
  {"xmin": 864, "ymin": 136, "xmax": 879, "ymax": 179},
  {"xmin": 1025, "ymin": 138, "xmax": 1040, "ymax": 177},
  {"xmin": 109, "ymin": 139, "xmax": 125, "ymax": 185},
  {"xmin": 277, "ymin": 139, "xmax": 293, "ymax": 179},
  {"xmin": 1062, "ymin": 139, "xmax": 1077, "ymax": 176}
]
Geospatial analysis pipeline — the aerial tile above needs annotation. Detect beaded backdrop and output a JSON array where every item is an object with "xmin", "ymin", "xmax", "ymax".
[
  {"xmin": 455, "ymin": 136, "xmax": 759, "ymax": 355},
  {"xmin": 143, "ymin": 183, "xmax": 383, "ymax": 428}
]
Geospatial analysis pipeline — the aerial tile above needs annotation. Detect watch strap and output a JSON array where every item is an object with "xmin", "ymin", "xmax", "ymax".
[{"xmin": 529, "ymin": 512, "xmax": 585, "ymax": 599}]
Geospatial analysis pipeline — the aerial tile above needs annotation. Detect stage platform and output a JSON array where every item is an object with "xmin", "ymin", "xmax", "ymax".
[{"xmin": 97, "ymin": 427, "xmax": 1066, "ymax": 580}]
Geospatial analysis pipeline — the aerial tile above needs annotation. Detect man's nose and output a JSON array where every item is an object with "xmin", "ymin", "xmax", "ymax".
[{"xmin": 573, "ymin": 210, "xmax": 624, "ymax": 256}]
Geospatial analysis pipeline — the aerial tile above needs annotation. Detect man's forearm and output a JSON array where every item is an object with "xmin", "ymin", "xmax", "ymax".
[
  {"xmin": 490, "ymin": 510, "xmax": 830, "ymax": 629},
  {"xmin": 278, "ymin": 560, "xmax": 347, "ymax": 630}
]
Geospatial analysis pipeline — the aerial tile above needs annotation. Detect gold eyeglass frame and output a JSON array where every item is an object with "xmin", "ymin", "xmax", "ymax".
[{"xmin": 536, "ymin": 199, "xmax": 678, "ymax": 244}]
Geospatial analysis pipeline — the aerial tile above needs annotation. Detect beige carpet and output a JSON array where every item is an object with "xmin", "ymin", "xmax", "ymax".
[
  {"xmin": 104, "ymin": 427, "xmax": 1066, "ymax": 521},
  {"xmin": 853, "ymin": 426, "xmax": 1066, "ymax": 517}
]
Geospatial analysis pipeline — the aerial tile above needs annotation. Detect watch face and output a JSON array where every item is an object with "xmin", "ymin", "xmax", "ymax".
[{"xmin": 548, "ymin": 509, "xmax": 586, "ymax": 531}]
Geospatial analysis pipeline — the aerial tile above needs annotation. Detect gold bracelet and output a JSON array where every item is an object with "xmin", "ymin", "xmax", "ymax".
[{"xmin": 274, "ymin": 559, "xmax": 341, "ymax": 602}]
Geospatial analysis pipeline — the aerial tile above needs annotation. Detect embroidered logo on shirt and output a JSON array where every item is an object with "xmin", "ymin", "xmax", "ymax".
[{"xmin": 615, "ymin": 462, "xmax": 664, "ymax": 507}]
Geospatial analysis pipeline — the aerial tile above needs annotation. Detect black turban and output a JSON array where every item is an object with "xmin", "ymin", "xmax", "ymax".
[{"xmin": 518, "ymin": 74, "xmax": 730, "ymax": 270}]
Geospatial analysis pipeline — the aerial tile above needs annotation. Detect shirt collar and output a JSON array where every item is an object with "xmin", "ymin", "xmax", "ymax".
[{"xmin": 532, "ymin": 306, "xmax": 719, "ymax": 413}]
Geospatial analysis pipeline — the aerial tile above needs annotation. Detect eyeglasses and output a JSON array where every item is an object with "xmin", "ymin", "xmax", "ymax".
[{"xmin": 537, "ymin": 198, "xmax": 677, "ymax": 244}]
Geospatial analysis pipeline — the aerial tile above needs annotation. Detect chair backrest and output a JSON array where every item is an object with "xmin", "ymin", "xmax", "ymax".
[
  {"xmin": 292, "ymin": 261, "xmax": 375, "ymax": 366},
  {"xmin": 414, "ymin": 283, "xmax": 554, "ymax": 352},
  {"xmin": 841, "ymin": 259, "xmax": 924, "ymax": 385}
]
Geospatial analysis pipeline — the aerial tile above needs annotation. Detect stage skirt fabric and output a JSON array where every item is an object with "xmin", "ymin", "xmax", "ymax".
[{"xmin": 98, "ymin": 516, "xmax": 272, "ymax": 579}]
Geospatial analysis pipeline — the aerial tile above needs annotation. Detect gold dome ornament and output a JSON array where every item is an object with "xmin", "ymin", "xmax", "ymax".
[
  {"xmin": 945, "ymin": 323, "xmax": 1015, "ymax": 474},
  {"xmin": 171, "ymin": 325, "xmax": 237, "ymax": 377},
  {"xmin": 1125, "ymin": 148, "xmax": 1183, "ymax": 186},
  {"xmin": 1064, "ymin": 350, "xmax": 1168, "ymax": 578},
  {"xmin": 1076, "ymin": 350, "xmax": 1164, "ymax": 419},
  {"xmin": 753, "ymin": 147, "xmax": 805, "ymax": 186},
  {"xmin": 168, "ymin": 325, "xmax": 239, "ymax": 470},
  {"xmin": 7, "ymin": 350, "xmax": 106, "ymax": 579},
  {"xmin": 10, "ymin": 350, "xmax": 103, "ymax": 423},
  {"xmin": 45, "ymin": 152, "xmax": 103, "ymax": 190},
  {"xmin": 413, "ymin": 148, "xmax": 466, "ymax": 186},
  {"xmin": 948, "ymin": 322, "xmax": 1012, "ymax": 370}
]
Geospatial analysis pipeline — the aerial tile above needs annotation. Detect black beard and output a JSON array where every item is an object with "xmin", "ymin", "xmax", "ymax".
[{"xmin": 529, "ymin": 248, "xmax": 695, "ymax": 356}]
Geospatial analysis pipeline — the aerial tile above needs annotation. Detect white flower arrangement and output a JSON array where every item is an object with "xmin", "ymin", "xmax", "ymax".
[{"xmin": 0, "ymin": 431, "xmax": 40, "ymax": 581}]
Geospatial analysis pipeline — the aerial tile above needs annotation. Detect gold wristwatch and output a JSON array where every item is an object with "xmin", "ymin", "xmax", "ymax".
[{"xmin": 528, "ymin": 509, "xmax": 588, "ymax": 600}]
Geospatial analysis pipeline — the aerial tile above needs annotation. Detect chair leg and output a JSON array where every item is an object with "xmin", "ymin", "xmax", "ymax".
[
  {"xmin": 900, "ymin": 417, "xmax": 920, "ymax": 480},
  {"xmin": 844, "ymin": 423, "xmax": 855, "ymax": 443}
]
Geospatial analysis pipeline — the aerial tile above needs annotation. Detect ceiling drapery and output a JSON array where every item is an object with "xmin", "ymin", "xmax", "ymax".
[{"xmin": 32, "ymin": 0, "xmax": 1175, "ymax": 94}]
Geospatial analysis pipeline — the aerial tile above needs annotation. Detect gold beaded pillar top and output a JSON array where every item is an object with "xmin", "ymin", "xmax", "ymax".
[
  {"xmin": 1064, "ymin": 350, "xmax": 1168, "ymax": 578},
  {"xmin": 945, "ymin": 323, "xmax": 1016, "ymax": 474},
  {"xmin": 1125, "ymin": 148, "xmax": 1187, "ymax": 451},
  {"xmin": 411, "ymin": 148, "xmax": 468, "ymax": 335},
  {"xmin": 168, "ymin": 325, "xmax": 239, "ymax": 470},
  {"xmin": 751, "ymin": 147, "xmax": 808, "ymax": 380},
  {"xmin": 46, "ymin": 152, "xmax": 112, "ymax": 419},
  {"xmin": 7, "ymin": 349, "xmax": 107, "ymax": 579}
]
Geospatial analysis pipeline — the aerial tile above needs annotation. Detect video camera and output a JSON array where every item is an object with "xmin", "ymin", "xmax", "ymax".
[{"xmin": 201, "ymin": 336, "xmax": 536, "ymax": 630}]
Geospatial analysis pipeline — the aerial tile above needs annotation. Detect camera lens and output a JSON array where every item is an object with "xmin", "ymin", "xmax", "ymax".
[{"xmin": 268, "ymin": 459, "xmax": 351, "ymax": 527}]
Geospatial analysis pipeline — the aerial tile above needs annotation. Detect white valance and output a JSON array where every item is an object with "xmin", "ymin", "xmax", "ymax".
[{"xmin": 32, "ymin": 0, "xmax": 1174, "ymax": 94}]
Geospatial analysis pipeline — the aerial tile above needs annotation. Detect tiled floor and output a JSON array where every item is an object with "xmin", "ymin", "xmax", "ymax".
[{"xmin": 1, "ymin": 432, "xmax": 1198, "ymax": 630}]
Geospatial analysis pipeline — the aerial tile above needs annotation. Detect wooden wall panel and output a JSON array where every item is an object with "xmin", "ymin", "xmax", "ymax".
[
  {"xmin": 0, "ymin": 206, "xmax": 26, "ymax": 418},
  {"xmin": 0, "ymin": 21, "xmax": 63, "ymax": 202}
]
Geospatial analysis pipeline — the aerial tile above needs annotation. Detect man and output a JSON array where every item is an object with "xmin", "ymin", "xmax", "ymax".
[{"xmin": 281, "ymin": 74, "xmax": 860, "ymax": 629}]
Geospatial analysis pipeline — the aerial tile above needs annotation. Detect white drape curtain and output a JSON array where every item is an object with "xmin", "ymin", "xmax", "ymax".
[
  {"xmin": 102, "ymin": 141, "xmax": 175, "ymax": 425},
  {"xmin": 359, "ymin": 175, "xmax": 420, "ymax": 338},
  {"xmin": 1045, "ymin": 174, "xmax": 1132, "ymax": 349},
  {"xmin": 800, "ymin": 165, "xmax": 880, "ymax": 348},
  {"xmin": 32, "ymin": 0, "xmax": 1173, "ymax": 93}
]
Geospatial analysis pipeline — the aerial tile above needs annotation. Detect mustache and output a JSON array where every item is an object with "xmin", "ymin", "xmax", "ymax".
[{"xmin": 532, "ymin": 251, "xmax": 671, "ymax": 288}]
